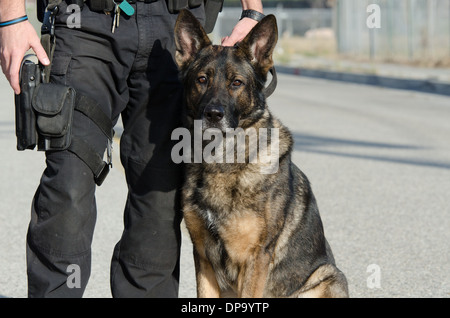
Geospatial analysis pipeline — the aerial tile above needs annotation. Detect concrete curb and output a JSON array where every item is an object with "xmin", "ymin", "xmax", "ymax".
[{"xmin": 275, "ymin": 65, "xmax": 450, "ymax": 97}]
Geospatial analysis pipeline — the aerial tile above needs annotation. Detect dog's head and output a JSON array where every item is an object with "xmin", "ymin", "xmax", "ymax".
[{"xmin": 175, "ymin": 10, "xmax": 278, "ymax": 132}]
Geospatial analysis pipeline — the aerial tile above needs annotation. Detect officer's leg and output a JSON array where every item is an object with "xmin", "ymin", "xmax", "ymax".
[
  {"xmin": 27, "ymin": 137, "xmax": 98, "ymax": 298},
  {"xmin": 110, "ymin": 48, "xmax": 185, "ymax": 298},
  {"xmin": 109, "ymin": 1, "xmax": 187, "ymax": 298},
  {"xmin": 26, "ymin": 2, "xmax": 137, "ymax": 297}
]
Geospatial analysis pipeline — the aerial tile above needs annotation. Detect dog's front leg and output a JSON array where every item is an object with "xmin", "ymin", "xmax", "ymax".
[
  {"xmin": 193, "ymin": 249, "xmax": 221, "ymax": 298},
  {"xmin": 237, "ymin": 249, "xmax": 271, "ymax": 298}
]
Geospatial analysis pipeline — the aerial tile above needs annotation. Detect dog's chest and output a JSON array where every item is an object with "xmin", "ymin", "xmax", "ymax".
[
  {"xmin": 195, "ymin": 181, "xmax": 264, "ymax": 243},
  {"xmin": 196, "ymin": 170, "xmax": 263, "ymax": 212},
  {"xmin": 186, "ymin": 170, "xmax": 267, "ymax": 287},
  {"xmin": 196, "ymin": 182, "xmax": 265, "ymax": 262},
  {"xmin": 200, "ymin": 207, "xmax": 264, "ymax": 289}
]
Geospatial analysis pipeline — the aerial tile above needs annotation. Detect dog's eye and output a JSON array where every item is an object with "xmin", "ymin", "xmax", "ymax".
[
  {"xmin": 197, "ymin": 76, "xmax": 207, "ymax": 84},
  {"xmin": 232, "ymin": 80, "xmax": 243, "ymax": 87}
]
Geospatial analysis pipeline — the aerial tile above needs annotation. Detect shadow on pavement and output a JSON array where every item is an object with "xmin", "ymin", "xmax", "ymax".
[{"xmin": 292, "ymin": 132, "xmax": 450, "ymax": 170}]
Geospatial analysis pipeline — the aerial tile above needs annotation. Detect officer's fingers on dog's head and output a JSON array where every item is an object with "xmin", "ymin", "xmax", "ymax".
[
  {"xmin": 222, "ymin": 36, "xmax": 238, "ymax": 47},
  {"xmin": 222, "ymin": 18, "xmax": 258, "ymax": 47}
]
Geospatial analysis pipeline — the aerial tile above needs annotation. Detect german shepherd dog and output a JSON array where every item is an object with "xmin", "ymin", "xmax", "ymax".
[{"xmin": 174, "ymin": 10, "xmax": 349, "ymax": 298}]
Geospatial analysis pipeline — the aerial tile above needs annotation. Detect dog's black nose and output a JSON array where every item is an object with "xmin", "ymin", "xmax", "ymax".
[{"xmin": 204, "ymin": 105, "xmax": 224, "ymax": 123}]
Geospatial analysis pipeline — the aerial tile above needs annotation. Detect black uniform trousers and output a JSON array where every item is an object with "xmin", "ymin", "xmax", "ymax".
[{"xmin": 26, "ymin": 1, "xmax": 205, "ymax": 297}]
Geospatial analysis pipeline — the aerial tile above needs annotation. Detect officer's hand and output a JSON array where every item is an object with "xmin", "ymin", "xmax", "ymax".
[
  {"xmin": 221, "ymin": 18, "xmax": 258, "ymax": 47},
  {"xmin": 0, "ymin": 21, "xmax": 50, "ymax": 94}
]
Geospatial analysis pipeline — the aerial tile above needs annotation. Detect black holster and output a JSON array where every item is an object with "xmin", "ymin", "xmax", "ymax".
[
  {"xmin": 15, "ymin": 58, "xmax": 41, "ymax": 151},
  {"xmin": 15, "ymin": 55, "xmax": 113, "ymax": 186},
  {"xmin": 15, "ymin": 56, "xmax": 76, "ymax": 152}
]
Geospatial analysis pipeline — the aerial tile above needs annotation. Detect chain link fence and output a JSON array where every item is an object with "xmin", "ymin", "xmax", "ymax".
[
  {"xmin": 216, "ymin": 1, "xmax": 450, "ymax": 66},
  {"xmin": 335, "ymin": 0, "xmax": 450, "ymax": 65}
]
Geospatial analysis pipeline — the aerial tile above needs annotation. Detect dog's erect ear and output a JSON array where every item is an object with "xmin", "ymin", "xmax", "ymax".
[
  {"xmin": 239, "ymin": 15, "xmax": 278, "ymax": 75},
  {"xmin": 174, "ymin": 10, "xmax": 212, "ymax": 69}
]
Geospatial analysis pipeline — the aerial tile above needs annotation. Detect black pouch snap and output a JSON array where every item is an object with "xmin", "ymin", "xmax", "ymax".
[{"xmin": 32, "ymin": 83, "xmax": 76, "ymax": 151}]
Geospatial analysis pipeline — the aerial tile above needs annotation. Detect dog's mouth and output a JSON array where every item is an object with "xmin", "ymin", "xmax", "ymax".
[{"xmin": 202, "ymin": 118, "xmax": 226, "ymax": 132}]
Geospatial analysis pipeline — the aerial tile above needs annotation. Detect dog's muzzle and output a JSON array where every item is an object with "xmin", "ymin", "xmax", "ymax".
[{"xmin": 203, "ymin": 105, "xmax": 224, "ymax": 123}]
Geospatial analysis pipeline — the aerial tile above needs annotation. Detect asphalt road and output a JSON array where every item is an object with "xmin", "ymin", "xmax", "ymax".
[{"xmin": 0, "ymin": 73, "xmax": 449, "ymax": 298}]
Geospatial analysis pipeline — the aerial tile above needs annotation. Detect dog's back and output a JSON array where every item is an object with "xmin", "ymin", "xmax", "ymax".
[{"xmin": 263, "ymin": 161, "xmax": 348, "ymax": 297}]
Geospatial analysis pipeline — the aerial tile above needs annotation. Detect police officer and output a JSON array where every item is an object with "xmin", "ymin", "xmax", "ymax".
[{"xmin": 0, "ymin": 0, "xmax": 264, "ymax": 297}]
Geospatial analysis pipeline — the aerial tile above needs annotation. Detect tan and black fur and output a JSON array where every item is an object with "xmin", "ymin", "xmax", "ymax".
[{"xmin": 174, "ymin": 10, "xmax": 349, "ymax": 298}]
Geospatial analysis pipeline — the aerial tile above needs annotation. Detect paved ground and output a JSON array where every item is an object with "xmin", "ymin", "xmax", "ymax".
[
  {"xmin": 270, "ymin": 75, "xmax": 450, "ymax": 298},
  {"xmin": 283, "ymin": 55, "xmax": 450, "ymax": 84},
  {"xmin": 0, "ymin": 72, "xmax": 449, "ymax": 298}
]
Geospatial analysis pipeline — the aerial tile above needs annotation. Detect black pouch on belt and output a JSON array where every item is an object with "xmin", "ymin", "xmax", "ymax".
[{"xmin": 32, "ymin": 83, "xmax": 76, "ymax": 151}]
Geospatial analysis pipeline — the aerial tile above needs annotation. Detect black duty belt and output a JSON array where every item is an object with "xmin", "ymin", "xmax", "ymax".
[
  {"xmin": 84, "ymin": 0, "xmax": 159, "ymax": 13},
  {"xmin": 105, "ymin": 0, "xmax": 160, "ymax": 3},
  {"xmin": 127, "ymin": 0, "xmax": 160, "ymax": 3}
]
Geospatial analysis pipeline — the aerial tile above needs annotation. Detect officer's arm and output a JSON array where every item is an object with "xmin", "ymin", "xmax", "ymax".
[
  {"xmin": 0, "ymin": 0, "xmax": 49, "ymax": 94},
  {"xmin": 221, "ymin": 0, "xmax": 264, "ymax": 46}
]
